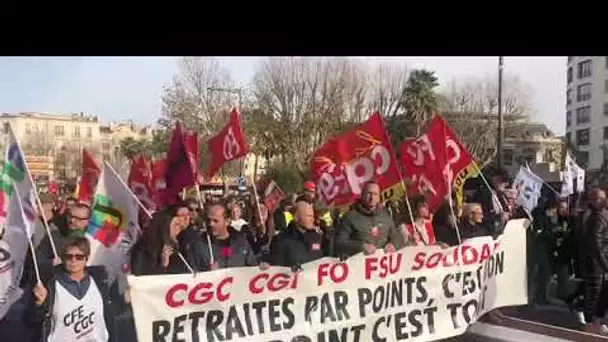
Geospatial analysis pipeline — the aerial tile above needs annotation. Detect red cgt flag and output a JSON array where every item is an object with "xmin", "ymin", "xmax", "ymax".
[
  {"xmin": 310, "ymin": 112, "xmax": 403, "ymax": 208},
  {"xmin": 207, "ymin": 108, "xmax": 248, "ymax": 178},
  {"xmin": 162, "ymin": 122, "xmax": 200, "ymax": 207},
  {"xmin": 127, "ymin": 155, "xmax": 156, "ymax": 211},
  {"xmin": 78, "ymin": 148, "xmax": 101, "ymax": 203},
  {"xmin": 399, "ymin": 114, "xmax": 474, "ymax": 211}
]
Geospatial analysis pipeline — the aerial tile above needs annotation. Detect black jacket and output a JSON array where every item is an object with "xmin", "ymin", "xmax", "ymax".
[
  {"xmin": 459, "ymin": 220, "xmax": 493, "ymax": 241},
  {"xmin": 241, "ymin": 224, "xmax": 271, "ymax": 257},
  {"xmin": 23, "ymin": 265, "xmax": 116, "ymax": 342},
  {"xmin": 335, "ymin": 202, "xmax": 403, "ymax": 257},
  {"xmin": 584, "ymin": 209, "xmax": 608, "ymax": 274},
  {"xmin": 269, "ymin": 222, "xmax": 326, "ymax": 267},
  {"xmin": 194, "ymin": 228, "xmax": 258, "ymax": 271},
  {"xmin": 130, "ymin": 227, "xmax": 201, "ymax": 275}
]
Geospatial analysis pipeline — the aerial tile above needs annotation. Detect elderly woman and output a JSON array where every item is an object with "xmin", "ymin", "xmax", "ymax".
[{"xmin": 460, "ymin": 203, "xmax": 493, "ymax": 241}]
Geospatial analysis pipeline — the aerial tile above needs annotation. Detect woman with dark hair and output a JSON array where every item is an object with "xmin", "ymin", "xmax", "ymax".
[
  {"xmin": 242, "ymin": 202, "xmax": 273, "ymax": 257},
  {"xmin": 130, "ymin": 203, "xmax": 195, "ymax": 275}
]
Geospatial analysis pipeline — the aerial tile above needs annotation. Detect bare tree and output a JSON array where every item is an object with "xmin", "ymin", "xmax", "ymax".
[
  {"xmin": 439, "ymin": 74, "xmax": 535, "ymax": 163},
  {"xmin": 252, "ymin": 57, "xmax": 373, "ymax": 168},
  {"xmin": 161, "ymin": 57, "xmax": 236, "ymax": 137},
  {"xmin": 22, "ymin": 131, "xmax": 55, "ymax": 156},
  {"xmin": 365, "ymin": 61, "xmax": 409, "ymax": 118}
]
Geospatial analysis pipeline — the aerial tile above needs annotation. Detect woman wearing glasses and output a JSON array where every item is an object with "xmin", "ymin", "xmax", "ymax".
[{"xmin": 26, "ymin": 237, "xmax": 115, "ymax": 342}]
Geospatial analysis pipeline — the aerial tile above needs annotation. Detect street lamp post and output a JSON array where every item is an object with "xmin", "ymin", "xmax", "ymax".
[{"xmin": 497, "ymin": 57, "xmax": 504, "ymax": 170}]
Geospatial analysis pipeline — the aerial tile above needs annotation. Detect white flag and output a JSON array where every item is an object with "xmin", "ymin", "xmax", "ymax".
[
  {"xmin": 1, "ymin": 125, "xmax": 38, "ymax": 228},
  {"xmin": 561, "ymin": 152, "xmax": 584, "ymax": 196},
  {"xmin": 0, "ymin": 183, "xmax": 31, "ymax": 319},
  {"xmin": 87, "ymin": 163, "xmax": 140, "ymax": 285},
  {"xmin": 513, "ymin": 166, "xmax": 543, "ymax": 213}
]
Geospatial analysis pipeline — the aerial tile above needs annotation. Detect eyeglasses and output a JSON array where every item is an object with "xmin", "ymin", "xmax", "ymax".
[
  {"xmin": 63, "ymin": 253, "xmax": 86, "ymax": 261},
  {"xmin": 71, "ymin": 216, "xmax": 89, "ymax": 221}
]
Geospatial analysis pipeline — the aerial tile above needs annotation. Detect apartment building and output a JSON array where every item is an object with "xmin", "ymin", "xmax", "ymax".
[
  {"xmin": 565, "ymin": 56, "xmax": 608, "ymax": 170},
  {"xmin": 0, "ymin": 112, "xmax": 152, "ymax": 179}
]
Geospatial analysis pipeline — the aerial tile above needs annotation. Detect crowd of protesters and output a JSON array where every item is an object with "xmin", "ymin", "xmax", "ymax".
[{"xmin": 3, "ymin": 165, "xmax": 608, "ymax": 341}]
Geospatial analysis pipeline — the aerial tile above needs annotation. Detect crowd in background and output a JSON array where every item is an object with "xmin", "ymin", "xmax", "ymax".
[{"xmin": 2, "ymin": 165, "xmax": 608, "ymax": 341}]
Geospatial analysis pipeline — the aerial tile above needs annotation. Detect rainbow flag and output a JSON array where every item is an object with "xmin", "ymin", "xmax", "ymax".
[{"xmin": 87, "ymin": 163, "xmax": 140, "ymax": 282}]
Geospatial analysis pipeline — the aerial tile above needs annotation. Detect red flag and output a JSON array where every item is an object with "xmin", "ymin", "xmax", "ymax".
[
  {"xmin": 128, "ymin": 155, "xmax": 156, "ymax": 211},
  {"xmin": 263, "ymin": 180, "xmax": 285, "ymax": 214},
  {"xmin": 310, "ymin": 112, "xmax": 403, "ymax": 208},
  {"xmin": 207, "ymin": 108, "xmax": 248, "ymax": 178},
  {"xmin": 152, "ymin": 158, "xmax": 167, "ymax": 208},
  {"xmin": 399, "ymin": 114, "xmax": 474, "ymax": 211},
  {"xmin": 78, "ymin": 149, "xmax": 101, "ymax": 203},
  {"xmin": 162, "ymin": 123, "xmax": 199, "ymax": 206}
]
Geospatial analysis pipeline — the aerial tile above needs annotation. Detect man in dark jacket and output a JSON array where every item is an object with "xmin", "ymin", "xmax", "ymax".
[
  {"xmin": 26, "ymin": 237, "xmax": 115, "ymax": 342},
  {"xmin": 335, "ymin": 181, "xmax": 403, "ymax": 257},
  {"xmin": 582, "ymin": 188, "xmax": 608, "ymax": 334},
  {"xmin": 196, "ymin": 203, "xmax": 260, "ymax": 271},
  {"xmin": 269, "ymin": 201, "xmax": 326, "ymax": 268}
]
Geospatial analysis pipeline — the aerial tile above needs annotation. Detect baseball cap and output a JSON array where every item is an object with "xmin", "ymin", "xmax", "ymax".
[{"xmin": 303, "ymin": 181, "xmax": 316, "ymax": 192}]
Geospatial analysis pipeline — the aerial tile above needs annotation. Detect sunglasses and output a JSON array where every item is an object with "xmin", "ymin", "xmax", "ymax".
[{"xmin": 63, "ymin": 253, "xmax": 87, "ymax": 261}]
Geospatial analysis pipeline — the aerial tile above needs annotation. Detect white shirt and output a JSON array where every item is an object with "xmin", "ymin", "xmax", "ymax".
[
  {"xmin": 48, "ymin": 277, "xmax": 109, "ymax": 342},
  {"xmin": 230, "ymin": 218, "xmax": 248, "ymax": 232}
]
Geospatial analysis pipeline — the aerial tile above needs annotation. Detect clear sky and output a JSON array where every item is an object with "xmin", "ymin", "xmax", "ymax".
[{"xmin": 0, "ymin": 56, "xmax": 566, "ymax": 134}]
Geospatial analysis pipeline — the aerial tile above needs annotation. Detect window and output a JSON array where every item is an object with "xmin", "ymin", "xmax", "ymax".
[
  {"xmin": 102, "ymin": 142, "xmax": 110, "ymax": 151},
  {"xmin": 566, "ymin": 132, "xmax": 571, "ymax": 143},
  {"xmin": 604, "ymin": 127, "xmax": 608, "ymax": 140},
  {"xmin": 577, "ymin": 59, "xmax": 592, "ymax": 79},
  {"xmin": 54, "ymin": 125, "xmax": 64, "ymax": 136},
  {"xmin": 567, "ymin": 67, "xmax": 572, "ymax": 83},
  {"xmin": 566, "ymin": 110, "xmax": 571, "ymax": 126},
  {"xmin": 605, "ymin": 103, "xmax": 608, "ymax": 116},
  {"xmin": 577, "ymin": 83, "xmax": 592, "ymax": 102},
  {"xmin": 576, "ymin": 106, "xmax": 591, "ymax": 124},
  {"xmin": 25, "ymin": 123, "xmax": 31, "ymax": 134},
  {"xmin": 567, "ymin": 89, "xmax": 572, "ymax": 105},
  {"xmin": 605, "ymin": 79, "xmax": 608, "ymax": 93},
  {"xmin": 74, "ymin": 126, "xmax": 80, "ymax": 138},
  {"xmin": 87, "ymin": 127, "xmax": 92, "ymax": 138},
  {"xmin": 504, "ymin": 149, "xmax": 514, "ymax": 166},
  {"xmin": 576, "ymin": 128, "xmax": 590, "ymax": 146},
  {"xmin": 2, "ymin": 122, "xmax": 8, "ymax": 134}
]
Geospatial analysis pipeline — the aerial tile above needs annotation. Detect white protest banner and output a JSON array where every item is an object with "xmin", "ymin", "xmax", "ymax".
[
  {"xmin": 513, "ymin": 166, "xmax": 542, "ymax": 213},
  {"xmin": 129, "ymin": 219, "xmax": 529, "ymax": 342}
]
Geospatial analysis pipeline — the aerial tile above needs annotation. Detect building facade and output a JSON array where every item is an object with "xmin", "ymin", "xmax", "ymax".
[
  {"xmin": 0, "ymin": 112, "xmax": 152, "ymax": 180},
  {"xmin": 502, "ymin": 123, "xmax": 563, "ymax": 182},
  {"xmin": 565, "ymin": 56, "xmax": 608, "ymax": 170}
]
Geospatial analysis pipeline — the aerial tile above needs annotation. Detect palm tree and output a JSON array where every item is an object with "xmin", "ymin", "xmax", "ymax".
[{"xmin": 402, "ymin": 69, "xmax": 440, "ymax": 135}]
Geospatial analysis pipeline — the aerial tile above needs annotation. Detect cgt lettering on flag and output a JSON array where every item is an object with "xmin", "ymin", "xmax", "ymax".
[{"xmin": 311, "ymin": 112, "xmax": 403, "ymax": 209}]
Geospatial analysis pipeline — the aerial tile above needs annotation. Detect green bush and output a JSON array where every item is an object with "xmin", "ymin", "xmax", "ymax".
[{"xmin": 263, "ymin": 163, "xmax": 305, "ymax": 195}]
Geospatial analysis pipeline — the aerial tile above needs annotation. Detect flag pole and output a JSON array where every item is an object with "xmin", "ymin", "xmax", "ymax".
[
  {"xmin": 105, "ymin": 162, "xmax": 153, "ymax": 219},
  {"xmin": 7, "ymin": 124, "xmax": 58, "ymax": 259},
  {"xmin": 105, "ymin": 162, "xmax": 196, "ymax": 275},
  {"xmin": 13, "ymin": 184, "xmax": 42, "ymax": 283},
  {"xmin": 194, "ymin": 184, "xmax": 215, "ymax": 265}
]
